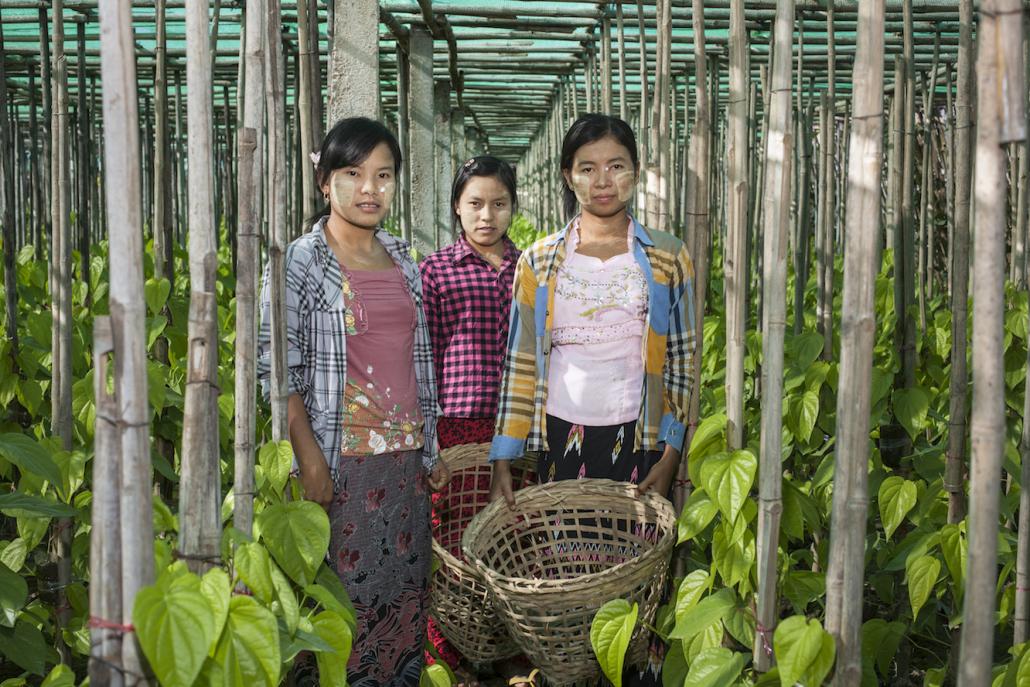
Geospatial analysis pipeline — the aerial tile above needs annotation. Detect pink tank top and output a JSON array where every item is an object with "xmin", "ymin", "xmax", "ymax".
[
  {"xmin": 546, "ymin": 220, "xmax": 648, "ymax": 426},
  {"xmin": 339, "ymin": 265, "xmax": 425, "ymax": 456}
]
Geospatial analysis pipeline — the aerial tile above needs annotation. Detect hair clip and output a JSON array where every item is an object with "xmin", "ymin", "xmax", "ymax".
[
  {"xmin": 462, "ymin": 158, "xmax": 476, "ymax": 170},
  {"xmin": 309, "ymin": 151, "xmax": 321, "ymax": 167}
]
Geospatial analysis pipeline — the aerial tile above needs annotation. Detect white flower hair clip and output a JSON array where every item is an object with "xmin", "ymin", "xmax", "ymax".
[{"xmin": 309, "ymin": 151, "xmax": 321, "ymax": 167}]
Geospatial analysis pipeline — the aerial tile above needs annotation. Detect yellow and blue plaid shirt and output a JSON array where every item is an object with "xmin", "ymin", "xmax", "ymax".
[{"xmin": 489, "ymin": 213, "xmax": 697, "ymax": 461}]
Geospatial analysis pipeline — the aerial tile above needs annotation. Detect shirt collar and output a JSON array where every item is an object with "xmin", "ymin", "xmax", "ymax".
[{"xmin": 451, "ymin": 232, "xmax": 519, "ymax": 267}]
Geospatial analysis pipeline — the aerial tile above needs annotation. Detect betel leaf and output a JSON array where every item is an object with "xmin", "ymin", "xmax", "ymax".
[
  {"xmin": 199, "ymin": 567, "xmax": 231, "ymax": 651},
  {"xmin": 670, "ymin": 587, "xmax": 736, "ymax": 641},
  {"xmin": 789, "ymin": 390, "xmax": 820, "ymax": 443},
  {"xmin": 788, "ymin": 331, "xmax": 826, "ymax": 371},
  {"xmin": 234, "ymin": 542, "xmax": 275, "ymax": 604},
  {"xmin": 211, "ymin": 596, "xmax": 281, "ymax": 687},
  {"xmin": 940, "ymin": 523, "xmax": 967, "ymax": 595},
  {"xmin": 773, "ymin": 615, "xmax": 835, "ymax": 687},
  {"xmin": 591, "ymin": 599, "xmax": 638, "ymax": 687},
  {"xmin": 145, "ymin": 277, "xmax": 172, "ymax": 315},
  {"xmin": 892, "ymin": 387, "xmax": 929, "ymax": 440},
  {"xmin": 878, "ymin": 476, "xmax": 918, "ymax": 540},
  {"xmin": 0, "ymin": 620, "xmax": 47, "ymax": 675},
  {"xmin": 0, "ymin": 561, "xmax": 27, "ymax": 628},
  {"xmin": 133, "ymin": 570, "xmax": 216, "ymax": 687},
  {"xmin": 906, "ymin": 555, "xmax": 941, "ymax": 618},
  {"xmin": 861, "ymin": 619, "xmax": 906, "ymax": 678},
  {"xmin": 687, "ymin": 414, "xmax": 728, "ymax": 486},
  {"xmin": 683, "ymin": 647, "xmax": 747, "ymax": 687},
  {"xmin": 0, "ymin": 492, "xmax": 76, "ymax": 518},
  {"xmin": 677, "ymin": 489, "xmax": 719, "ymax": 543},
  {"xmin": 257, "ymin": 501, "xmax": 330, "ymax": 587},
  {"xmin": 421, "ymin": 663, "xmax": 455, "ymax": 687},
  {"xmin": 699, "ymin": 449, "xmax": 757, "ymax": 522},
  {"xmin": 674, "ymin": 570, "xmax": 712, "ymax": 620},
  {"xmin": 257, "ymin": 440, "xmax": 293, "ymax": 496},
  {"xmin": 270, "ymin": 563, "xmax": 299, "ymax": 636},
  {"xmin": 311, "ymin": 610, "xmax": 353, "ymax": 686},
  {"xmin": 0, "ymin": 433, "xmax": 61, "ymax": 485},
  {"xmin": 39, "ymin": 664, "xmax": 75, "ymax": 687}
]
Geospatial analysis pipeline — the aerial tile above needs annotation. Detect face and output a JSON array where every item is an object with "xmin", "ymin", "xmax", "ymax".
[
  {"xmin": 321, "ymin": 141, "xmax": 397, "ymax": 230},
  {"xmin": 563, "ymin": 134, "xmax": 637, "ymax": 218},
  {"xmin": 454, "ymin": 175, "xmax": 513, "ymax": 250}
]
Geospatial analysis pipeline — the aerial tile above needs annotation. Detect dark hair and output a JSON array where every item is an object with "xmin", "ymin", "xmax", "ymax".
[
  {"xmin": 307, "ymin": 117, "xmax": 403, "ymax": 228},
  {"xmin": 559, "ymin": 114, "xmax": 639, "ymax": 221},
  {"xmin": 450, "ymin": 155, "xmax": 519, "ymax": 232}
]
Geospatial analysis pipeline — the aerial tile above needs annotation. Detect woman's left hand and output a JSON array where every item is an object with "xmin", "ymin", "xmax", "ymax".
[
  {"xmin": 428, "ymin": 461, "xmax": 452, "ymax": 492},
  {"xmin": 636, "ymin": 445, "xmax": 681, "ymax": 499}
]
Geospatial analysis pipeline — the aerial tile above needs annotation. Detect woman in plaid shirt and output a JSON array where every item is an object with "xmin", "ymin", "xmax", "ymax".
[
  {"xmin": 258, "ymin": 117, "xmax": 448, "ymax": 685},
  {"xmin": 419, "ymin": 156, "xmax": 521, "ymax": 678},
  {"xmin": 488, "ymin": 115, "xmax": 697, "ymax": 683}
]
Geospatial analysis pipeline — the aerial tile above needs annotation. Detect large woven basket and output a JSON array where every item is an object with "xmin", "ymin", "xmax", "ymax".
[
  {"xmin": 429, "ymin": 443, "xmax": 535, "ymax": 664},
  {"xmin": 461, "ymin": 478, "xmax": 677, "ymax": 685}
]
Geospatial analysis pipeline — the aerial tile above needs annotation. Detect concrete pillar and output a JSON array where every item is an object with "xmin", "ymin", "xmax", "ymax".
[
  {"xmin": 434, "ymin": 80, "xmax": 453, "ymax": 248},
  {"xmin": 396, "ymin": 44, "xmax": 411, "ymax": 243},
  {"xmin": 450, "ymin": 108, "xmax": 466, "ymax": 169},
  {"xmin": 408, "ymin": 26, "xmax": 434, "ymax": 256},
  {"xmin": 327, "ymin": 0, "xmax": 378, "ymax": 124}
]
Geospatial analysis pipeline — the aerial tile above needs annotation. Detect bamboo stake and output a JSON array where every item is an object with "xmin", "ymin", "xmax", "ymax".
[
  {"xmin": 917, "ymin": 71, "xmax": 932, "ymax": 330},
  {"xmin": 946, "ymin": 0, "xmax": 974, "ymax": 524},
  {"xmin": 88, "ymin": 317, "xmax": 123, "ymax": 686},
  {"xmin": 824, "ymin": 3, "xmax": 887, "ymax": 681},
  {"xmin": 0, "ymin": 23, "xmax": 17, "ymax": 357},
  {"xmin": 1018, "ymin": 23, "xmax": 1030, "ymax": 639},
  {"xmin": 98, "ymin": 1, "xmax": 155, "ymax": 681},
  {"xmin": 76, "ymin": 21, "xmax": 91, "ymax": 306},
  {"xmin": 266, "ymin": 0, "xmax": 289, "ymax": 442},
  {"xmin": 617, "ymin": 2, "xmax": 627, "ymax": 122},
  {"xmin": 153, "ymin": 0, "xmax": 172, "ymax": 281},
  {"xmin": 179, "ymin": 0, "xmax": 223, "ymax": 575},
  {"xmin": 958, "ymin": 0, "xmax": 1026, "ymax": 682},
  {"xmin": 49, "ymin": 0, "xmax": 74, "ymax": 663},
  {"xmin": 297, "ymin": 0, "xmax": 317, "ymax": 219},
  {"xmin": 39, "ymin": 7, "xmax": 52, "ymax": 253},
  {"xmin": 636, "ymin": 0, "xmax": 648, "ymax": 180},
  {"xmin": 820, "ymin": 4, "xmax": 836, "ymax": 359},
  {"xmin": 234, "ymin": 0, "xmax": 265, "ymax": 538},
  {"xmin": 793, "ymin": 102, "xmax": 813, "ymax": 335},
  {"xmin": 725, "ymin": 0, "xmax": 749, "ymax": 452},
  {"xmin": 601, "ymin": 15, "xmax": 612, "ymax": 115},
  {"xmin": 900, "ymin": 0, "xmax": 918, "ymax": 392}
]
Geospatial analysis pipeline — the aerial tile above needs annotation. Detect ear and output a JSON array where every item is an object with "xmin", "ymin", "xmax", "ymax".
[{"xmin": 561, "ymin": 168, "xmax": 573, "ymax": 189}]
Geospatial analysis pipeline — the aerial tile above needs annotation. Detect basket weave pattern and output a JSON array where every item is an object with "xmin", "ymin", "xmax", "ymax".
[
  {"xmin": 461, "ymin": 478, "xmax": 677, "ymax": 685},
  {"xmin": 429, "ymin": 443, "xmax": 535, "ymax": 663}
]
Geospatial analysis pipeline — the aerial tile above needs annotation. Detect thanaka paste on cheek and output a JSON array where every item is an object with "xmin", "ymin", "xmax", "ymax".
[
  {"xmin": 329, "ymin": 173, "xmax": 356, "ymax": 208},
  {"xmin": 378, "ymin": 179, "xmax": 396, "ymax": 209},
  {"xmin": 570, "ymin": 172, "xmax": 592, "ymax": 206},
  {"xmin": 614, "ymin": 170, "xmax": 636, "ymax": 203}
]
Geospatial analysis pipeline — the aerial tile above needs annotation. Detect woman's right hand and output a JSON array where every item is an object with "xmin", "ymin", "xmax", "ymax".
[
  {"xmin": 299, "ymin": 455, "xmax": 334, "ymax": 510},
  {"xmin": 489, "ymin": 460, "xmax": 516, "ymax": 510}
]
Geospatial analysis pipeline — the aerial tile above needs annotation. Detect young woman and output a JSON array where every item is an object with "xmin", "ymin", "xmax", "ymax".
[
  {"xmin": 257, "ymin": 116, "xmax": 448, "ymax": 685},
  {"xmin": 419, "ymin": 156, "xmax": 520, "ymax": 678},
  {"xmin": 488, "ymin": 114, "xmax": 697, "ymax": 682}
]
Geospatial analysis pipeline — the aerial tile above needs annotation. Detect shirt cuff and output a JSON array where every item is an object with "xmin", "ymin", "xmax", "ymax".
[
  {"xmin": 658, "ymin": 413, "xmax": 687, "ymax": 453},
  {"xmin": 489, "ymin": 434, "xmax": 525, "ymax": 462}
]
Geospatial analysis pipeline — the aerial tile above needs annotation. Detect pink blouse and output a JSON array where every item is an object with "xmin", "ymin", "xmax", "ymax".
[{"xmin": 545, "ymin": 220, "xmax": 648, "ymax": 426}]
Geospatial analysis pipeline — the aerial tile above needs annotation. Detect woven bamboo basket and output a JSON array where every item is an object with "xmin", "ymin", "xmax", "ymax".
[
  {"xmin": 461, "ymin": 478, "xmax": 677, "ymax": 685},
  {"xmin": 429, "ymin": 443, "xmax": 535, "ymax": 664}
]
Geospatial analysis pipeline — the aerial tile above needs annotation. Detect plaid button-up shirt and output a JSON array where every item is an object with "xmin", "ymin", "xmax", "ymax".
[
  {"xmin": 257, "ymin": 218, "xmax": 440, "ymax": 478},
  {"xmin": 420, "ymin": 234, "xmax": 520, "ymax": 418},
  {"xmin": 489, "ymin": 214, "xmax": 696, "ymax": 462}
]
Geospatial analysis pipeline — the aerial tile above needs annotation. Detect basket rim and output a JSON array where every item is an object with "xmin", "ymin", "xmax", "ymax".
[{"xmin": 460, "ymin": 478, "xmax": 677, "ymax": 593}]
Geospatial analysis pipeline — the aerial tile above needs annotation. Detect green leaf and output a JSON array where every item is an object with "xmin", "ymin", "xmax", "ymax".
[
  {"xmin": 674, "ymin": 570, "xmax": 712, "ymax": 620},
  {"xmin": 0, "ymin": 561, "xmax": 27, "ymax": 627},
  {"xmin": 0, "ymin": 433, "xmax": 61, "ymax": 485},
  {"xmin": 790, "ymin": 390, "xmax": 820, "ymax": 443},
  {"xmin": 211, "ymin": 596, "xmax": 281, "ymax": 687},
  {"xmin": 678, "ymin": 489, "xmax": 719, "ymax": 543},
  {"xmin": 687, "ymin": 414, "xmax": 728, "ymax": 485},
  {"xmin": 145, "ymin": 277, "xmax": 172, "ymax": 315},
  {"xmin": 906, "ymin": 555, "xmax": 941, "ymax": 618},
  {"xmin": 861, "ymin": 619, "xmax": 906, "ymax": 678},
  {"xmin": 0, "ymin": 620, "xmax": 47, "ymax": 675},
  {"xmin": 878, "ymin": 476, "xmax": 918, "ymax": 540},
  {"xmin": 311, "ymin": 610, "xmax": 353, "ymax": 685},
  {"xmin": 134, "ymin": 570, "xmax": 216, "ymax": 687},
  {"xmin": 700, "ymin": 450, "xmax": 757, "ymax": 522},
  {"xmin": 257, "ymin": 501, "xmax": 330, "ymax": 587},
  {"xmin": 199, "ymin": 567, "xmax": 231, "ymax": 650},
  {"xmin": 683, "ymin": 647, "xmax": 747, "ymax": 687},
  {"xmin": 147, "ymin": 316, "xmax": 168, "ymax": 350},
  {"xmin": 40, "ymin": 664, "xmax": 76, "ymax": 687},
  {"xmin": 774, "ymin": 616, "xmax": 834, "ymax": 687},
  {"xmin": 0, "ymin": 492, "xmax": 76, "ymax": 518},
  {"xmin": 940, "ymin": 523, "xmax": 967, "ymax": 594},
  {"xmin": 683, "ymin": 621, "xmax": 725, "ymax": 663},
  {"xmin": 670, "ymin": 588, "xmax": 736, "ymax": 641},
  {"xmin": 235, "ymin": 542, "xmax": 275, "ymax": 604},
  {"xmin": 789, "ymin": 331, "xmax": 825, "ymax": 370},
  {"xmin": 591, "ymin": 599, "xmax": 639, "ymax": 687},
  {"xmin": 270, "ymin": 564, "xmax": 299, "ymax": 636},
  {"xmin": 15, "ymin": 380, "xmax": 42, "ymax": 417},
  {"xmin": 258, "ymin": 440, "xmax": 293, "ymax": 496},
  {"xmin": 0, "ymin": 539, "xmax": 28, "ymax": 574},
  {"xmin": 892, "ymin": 387, "xmax": 929, "ymax": 440},
  {"xmin": 312, "ymin": 564, "xmax": 358, "ymax": 631},
  {"xmin": 712, "ymin": 519, "xmax": 755, "ymax": 588}
]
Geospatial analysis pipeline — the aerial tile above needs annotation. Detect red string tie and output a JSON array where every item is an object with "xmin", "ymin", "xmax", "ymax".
[
  {"xmin": 88, "ymin": 616, "xmax": 135, "ymax": 634},
  {"xmin": 755, "ymin": 622, "xmax": 775, "ymax": 657}
]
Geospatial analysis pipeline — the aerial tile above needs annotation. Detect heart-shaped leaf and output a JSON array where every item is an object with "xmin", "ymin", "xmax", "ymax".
[
  {"xmin": 591, "ymin": 599, "xmax": 639, "ymax": 686},
  {"xmin": 700, "ymin": 450, "xmax": 757, "ymax": 522}
]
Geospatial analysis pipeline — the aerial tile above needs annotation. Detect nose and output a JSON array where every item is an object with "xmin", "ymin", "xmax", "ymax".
[
  {"xmin": 360, "ymin": 175, "xmax": 376, "ymax": 195},
  {"xmin": 596, "ymin": 167, "xmax": 613, "ymax": 187}
]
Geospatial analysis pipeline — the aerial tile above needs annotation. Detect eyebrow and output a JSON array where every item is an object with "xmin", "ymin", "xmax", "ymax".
[{"xmin": 576, "ymin": 156, "xmax": 629, "ymax": 166}]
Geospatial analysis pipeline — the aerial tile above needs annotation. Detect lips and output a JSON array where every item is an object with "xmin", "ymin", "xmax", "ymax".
[
  {"xmin": 356, "ymin": 202, "xmax": 381, "ymax": 212},
  {"xmin": 593, "ymin": 195, "xmax": 615, "ymax": 203},
  {"xmin": 475, "ymin": 226, "xmax": 497, "ymax": 232}
]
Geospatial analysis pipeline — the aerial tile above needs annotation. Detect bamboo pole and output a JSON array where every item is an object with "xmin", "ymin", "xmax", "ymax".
[
  {"xmin": 636, "ymin": 0, "xmax": 648, "ymax": 182},
  {"xmin": 234, "ymin": 0, "xmax": 265, "ymax": 538},
  {"xmin": 75, "ymin": 21, "xmax": 91, "ymax": 306},
  {"xmin": 793, "ymin": 102, "xmax": 813, "ymax": 335},
  {"xmin": 946, "ymin": 0, "xmax": 974, "ymax": 524},
  {"xmin": 651, "ymin": 0, "xmax": 671, "ymax": 232},
  {"xmin": 297, "ymin": 0, "xmax": 317, "ymax": 219},
  {"xmin": 601, "ymin": 15, "xmax": 612, "ymax": 115},
  {"xmin": 98, "ymin": 0, "xmax": 155, "ymax": 681},
  {"xmin": 917, "ymin": 71, "xmax": 932, "ymax": 330},
  {"xmin": 617, "ymin": 2, "xmax": 627, "ymax": 122},
  {"xmin": 1018, "ymin": 23, "xmax": 1030, "ymax": 639},
  {"xmin": 958, "ymin": 1, "xmax": 1026, "ymax": 682},
  {"xmin": 39, "ymin": 7, "xmax": 52, "ymax": 254},
  {"xmin": 179, "ymin": 0, "xmax": 223, "ymax": 575},
  {"xmin": 153, "ymin": 0, "xmax": 172, "ymax": 281},
  {"xmin": 824, "ymin": 3, "xmax": 887, "ymax": 681},
  {"xmin": 820, "ymin": 4, "xmax": 836, "ymax": 359},
  {"xmin": 266, "ymin": 0, "xmax": 289, "ymax": 442},
  {"xmin": 725, "ymin": 0, "xmax": 749, "ymax": 452},
  {"xmin": 900, "ymin": 0, "xmax": 918, "ymax": 392},
  {"xmin": 0, "ymin": 23, "xmax": 17, "ymax": 358}
]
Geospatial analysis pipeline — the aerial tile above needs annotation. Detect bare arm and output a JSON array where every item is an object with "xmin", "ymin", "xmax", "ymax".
[{"xmin": 288, "ymin": 393, "xmax": 333, "ymax": 509}]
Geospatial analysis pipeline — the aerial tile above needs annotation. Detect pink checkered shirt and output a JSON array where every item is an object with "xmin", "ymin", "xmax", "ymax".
[{"xmin": 420, "ymin": 234, "xmax": 520, "ymax": 418}]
